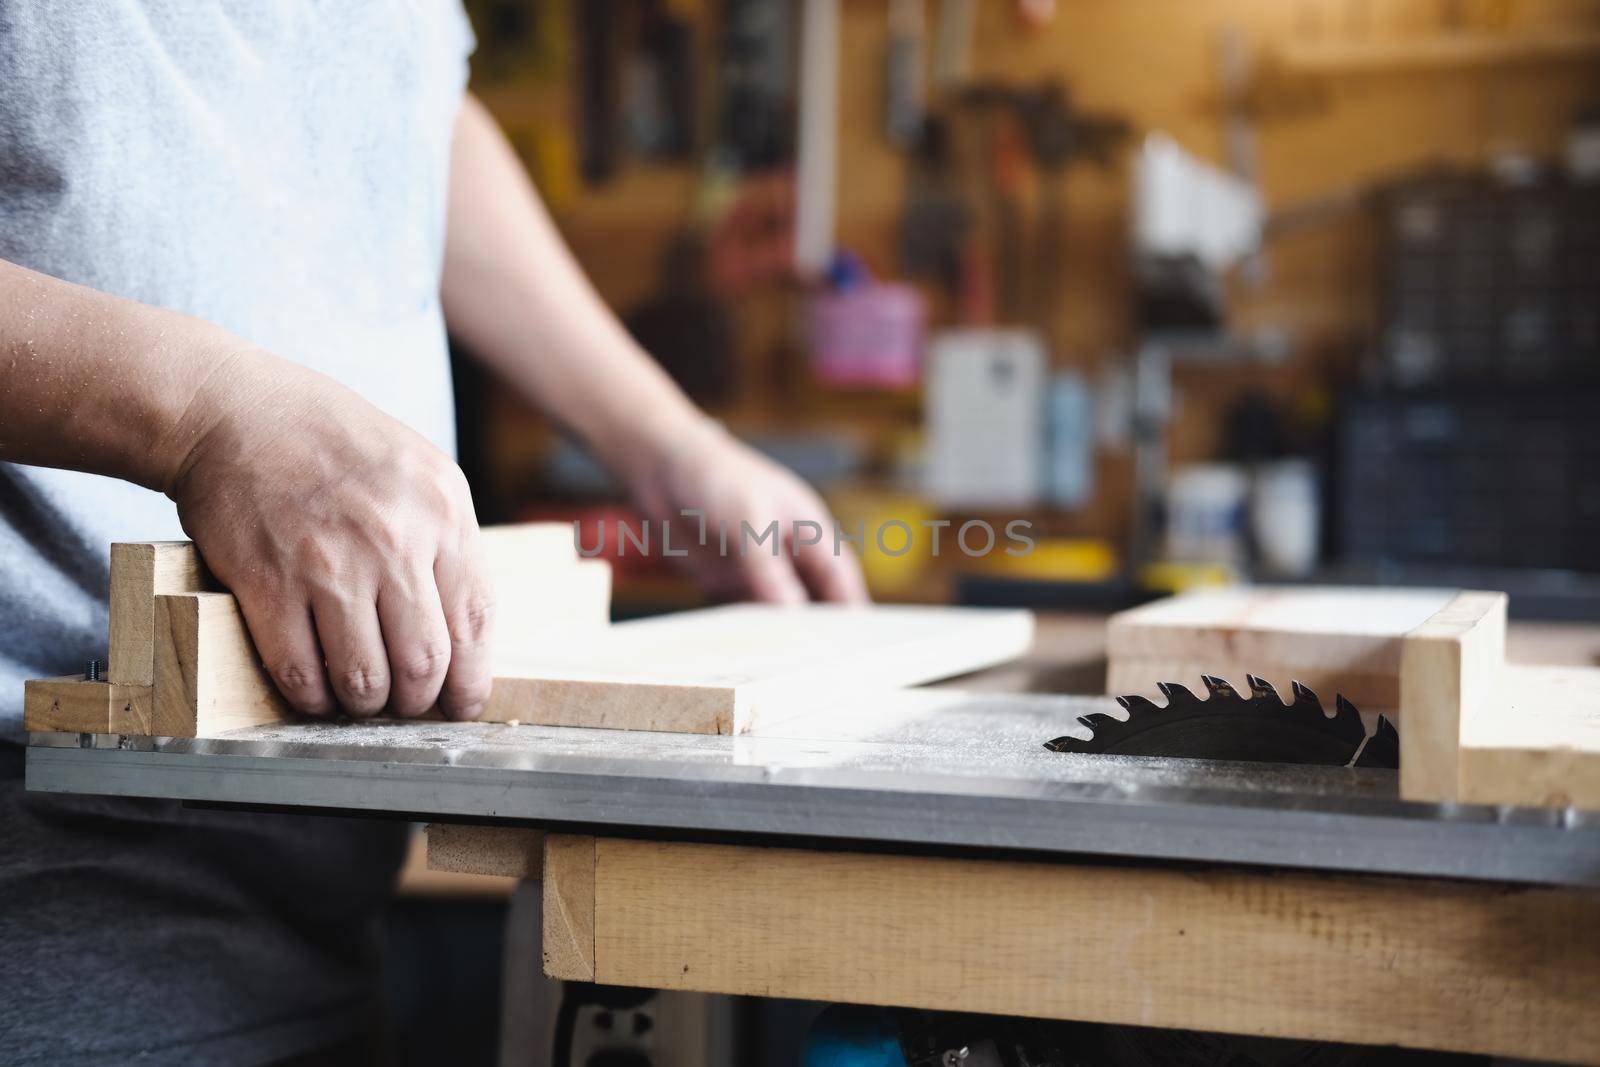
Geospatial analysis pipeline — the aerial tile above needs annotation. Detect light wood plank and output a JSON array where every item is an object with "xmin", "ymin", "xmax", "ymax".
[
  {"xmin": 1107, "ymin": 657, "xmax": 1402, "ymax": 714},
  {"xmin": 23, "ymin": 676, "xmax": 152, "ymax": 734},
  {"xmin": 136, "ymin": 593, "xmax": 1021, "ymax": 735},
  {"xmin": 493, "ymin": 604, "xmax": 1035, "ymax": 734},
  {"xmin": 95, "ymin": 531, "xmax": 1026, "ymax": 736},
  {"xmin": 1457, "ymin": 663, "xmax": 1600, "ymax": 809},
  {"xmin": 585, "ymin": 836, "xmax": 1600, "ymax": 1063},
  {"xmin": 152, "ymin": 592, "xmax": 290, "ymax": 737},
  {"xmin": 1398, "ymin": 591, "xmax": 1507, "ymax": 803},
  {"xmin": 398, "ymin": 831, "xmax": 517, "ymax": 899},
  {"xmin": 426, "ymin": 823, "xmax": 545, "ymax": 880},
  {"xmin": 489, "ymin": 558, "xmax": 612, "ymax": 670},
  {"xmin": 107, "ymin": 541, "xmax": 213, "ymax": 685},
  {"xmin": 1108, "ymin": 587, "xmax": 1455, "ymax": 709},
  {"xmin": 542, "ymin": 834, "xmax": 596, "ymax": 982}
]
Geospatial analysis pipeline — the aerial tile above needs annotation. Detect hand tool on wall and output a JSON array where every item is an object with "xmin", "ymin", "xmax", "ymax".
[
  {"xmin": 576, "ymin": 0, "xmax": 621, "ymax": 183},
  {"xmin": 885, "ymin": 0, "xmax": 926, "ymax": 147},
  {"xmin": 712, "ymin": 0, "xmax": 793, "ymax": 171},
  {"xmin": 898, "ymin": 117, "xmax": 971, "ymax": 297},
  {"xmin": 1015, "ymin": 81, "xmax": 1130, "ymax": 346}
]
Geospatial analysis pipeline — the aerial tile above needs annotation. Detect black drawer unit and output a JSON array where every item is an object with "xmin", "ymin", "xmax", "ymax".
[
  {"xmin": 1379, "ymin": 176, "xmax": 1600, "ymax": 386},
  {"xmin": 1337, "ymin": 388, "xmax": 1600, "ymax": 572}
]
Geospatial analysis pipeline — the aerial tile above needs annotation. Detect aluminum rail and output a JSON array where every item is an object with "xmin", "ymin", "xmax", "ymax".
[{"xmin": 26, "ymin": 700, "xmax": 1600, "ymax": 888}]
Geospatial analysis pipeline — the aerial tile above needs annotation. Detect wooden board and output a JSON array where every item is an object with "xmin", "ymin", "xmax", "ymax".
[
  {"xmin": 542, "ymin": 834, "xmax": 596, "ymax": 981},
  {"xmin": 1398, "ymin": 592, "xmax": 1600, "ymax": 808},
  {"xmin": 153, "ymin": 592, "xmax": 292, "ymax": 737},
  {"xmin": 128, "ymin": 582, "xmax": 1025, "ymax": 737},
  {"xmin": 489, "ymin": 604, "xmax": 1036, "ymax": 734},
  {"xmin": 488, "ymin": 558, "xmax": 611, "ymax": 667},
  {"xmin": 397, "ymin": 830, "xmax": 517, "ymax": 899},
  {"xmin": 1397, "ymin": 591, "xmax": 1507, "ymax": 803},
  {"xmin": 426, "ymin": 823, "xmax": 545, "ymax": 880},
  {"xmin": 107, "ymin": 541, "xmax": 214, "ymax": 685},
  {"xmin": 1458, "ymin": 663, "xmax": 1600, "ymax": 809},
  {"xmin": 23, "ymin": 676, "xmax": 152, "ymax": 734},
  {"xmin": 107, "ymin": 523, "xmax": 593, "ymax": 688},
  {"xmin": 38, "ymin": 524, "xmax": 606, "ymax": 737},
  {"xmin": 551, "ymin": 834, "xmax": 1600, "ymax": 1063},
  {"xmin": 1107, "ymin": 586, "xmax": 1457, "ymax": 711}
]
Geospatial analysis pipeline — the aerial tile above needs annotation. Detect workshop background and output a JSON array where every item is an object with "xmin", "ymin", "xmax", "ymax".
[{"xmin": 389, "ymin": 0, "xmax": 1600, "ymax": 1062}]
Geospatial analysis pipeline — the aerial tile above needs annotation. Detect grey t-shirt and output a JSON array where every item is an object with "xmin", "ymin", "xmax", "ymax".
[{"xmin": 1, "ymin": 3, "xmax": 473, "ymax": 1062}]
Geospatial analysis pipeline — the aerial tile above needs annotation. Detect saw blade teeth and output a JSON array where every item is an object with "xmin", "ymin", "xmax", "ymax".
[
  {"xmin": 1077, "ymin": 710, "xmax": 1126, "ymax": 731},
  {"xmin": 1043, "ymin": 735, "xmax": 1079, "ymax": 753},
  {"xmin": 1245, "ymin": 674, "xmax": 1281, "ymax": 703},
  {"xmin": 1200, "ymin": 675, "xmax": 1236, "ymax": 699},
  {"xmin": 1311, "ymin": 690, "xmax": 1365, "ymax": 745},
  {"xmin": 1115, "ymin": 694, "xmax": 1160, "ymax": 717},
  {"xmin": 1155, "ymin": 681, "xmax": 1198, "ymax": 705},
  {"xmin": 1353, "ymin": 712, "xmax": 1402, "ymax": 768},
  {"xmin": 1289, "ymin": 680, "xmax": 1324, "ymax": 714},
  {"xmin": 1332, "ymin": 693, "xmax": 1365, "ymax": 734}
]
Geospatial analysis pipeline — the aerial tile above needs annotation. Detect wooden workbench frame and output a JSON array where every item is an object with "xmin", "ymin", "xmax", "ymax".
[{"xmin": 534, "ymin": 833, "xmax": 1599, "ymax": 1064}]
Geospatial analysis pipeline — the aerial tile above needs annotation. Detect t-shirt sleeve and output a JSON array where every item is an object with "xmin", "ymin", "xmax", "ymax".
[{"xmin": 450, "ymin": 1, "xmax": 478, "ymax": 64}]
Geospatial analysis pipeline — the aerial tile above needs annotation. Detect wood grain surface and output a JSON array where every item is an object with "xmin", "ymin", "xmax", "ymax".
[{"xmin": 574, "ymin": 835, "xmax": 1600, "ymax": 1063}]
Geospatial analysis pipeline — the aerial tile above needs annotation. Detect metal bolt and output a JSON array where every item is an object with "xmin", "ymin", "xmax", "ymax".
[{"xmin": 84, "ymin": 659, "xmax": 102, "ymax": 682}]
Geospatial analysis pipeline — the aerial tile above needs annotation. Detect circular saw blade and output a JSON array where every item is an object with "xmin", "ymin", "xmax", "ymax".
[{"xmin": 1045, "ymin": 675, "xmax": 1378, "ymax": 767}]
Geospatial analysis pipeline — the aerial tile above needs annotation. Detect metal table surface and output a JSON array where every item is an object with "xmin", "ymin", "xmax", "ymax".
[{"xmin": 26, "ymin": 688, "xmax": 1600, "ymax": 888}]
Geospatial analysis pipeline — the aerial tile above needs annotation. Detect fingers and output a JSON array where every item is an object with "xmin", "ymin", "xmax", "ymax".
[
  {"xmin": 241, "ymin": 594, "xmax": 335, "ymax": 715},
  {"xmin": 376, "ymin": 566, "xmax": 453, "ymax": 718},
  {"xmin": 311, "ymin": 586, "xmax": 391, "ymax": 717},
  {"xmin": 794, "ymin": 537, "xmax": 871, "ymax": 604},
  {"xmin": 247, "ymin": 550, "xmax": 479, "ymax": 720},
  {"xmin": 738, "ymin": 550, "xmax": 808, "ymax": 606},
  {"xmin": 434, "ymin": 534, "xmax": 496, "ymax": 721}
]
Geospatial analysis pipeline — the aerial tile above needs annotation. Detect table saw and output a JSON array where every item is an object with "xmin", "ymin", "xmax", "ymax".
[{"xmin": 21, "ymin": 533, "xmax": 1600, "ymax": 1064}]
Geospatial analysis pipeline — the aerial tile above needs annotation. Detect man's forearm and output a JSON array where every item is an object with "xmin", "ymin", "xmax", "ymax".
[
  {"xmin": 0, "ymin": 259, "xmax": 251, "ymax": 493},
  {"xmin": 439, "ymin": 94, "xmax": 708, "ymax": 489}
]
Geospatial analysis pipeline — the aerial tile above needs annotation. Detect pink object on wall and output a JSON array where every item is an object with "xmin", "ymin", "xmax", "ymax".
[{"xmin": 806, "ymin": 282, "xmax": 926, "ymax": 388}]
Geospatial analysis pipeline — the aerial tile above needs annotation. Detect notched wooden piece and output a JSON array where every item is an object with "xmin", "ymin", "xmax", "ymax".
[
  {"xmin": 23, "ymin": 676, "xmax": 152, "ymax": 734},
  {"xmin": 152, "ymin": 592, "xmax": 291, "ymax": 737}
]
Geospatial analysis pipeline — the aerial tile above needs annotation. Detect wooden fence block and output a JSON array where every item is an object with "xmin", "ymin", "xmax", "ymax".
[
  {"xmin": 24, "ymin": 676, "xmax": 152, "ymax": 734},
  {"xmin": 152, "ymin": 592, "xmax": 289, "ymax": 737},
  {"xmin": 107, "ymin": 541, "xmax": 214, "ymax": 685},
  {"xmin": 1398, "ymin": 591, "xmax": 1508, "ymax": 803}
]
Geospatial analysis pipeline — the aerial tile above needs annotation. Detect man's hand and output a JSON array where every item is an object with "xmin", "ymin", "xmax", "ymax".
[
  {"xmin": 628, "ymin": 420, "xmax": 869, "ymax": 605},
  {"xmin": 441, "ymin": 97, "xmax": 865, "ymax": 606},
  {"xmin": 0, "ymin": 259, "xmax": 494, "ymax": 719},
  {"xmin": 166, "ymin": 354, "xmax": 495, "ymax": 720}
]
